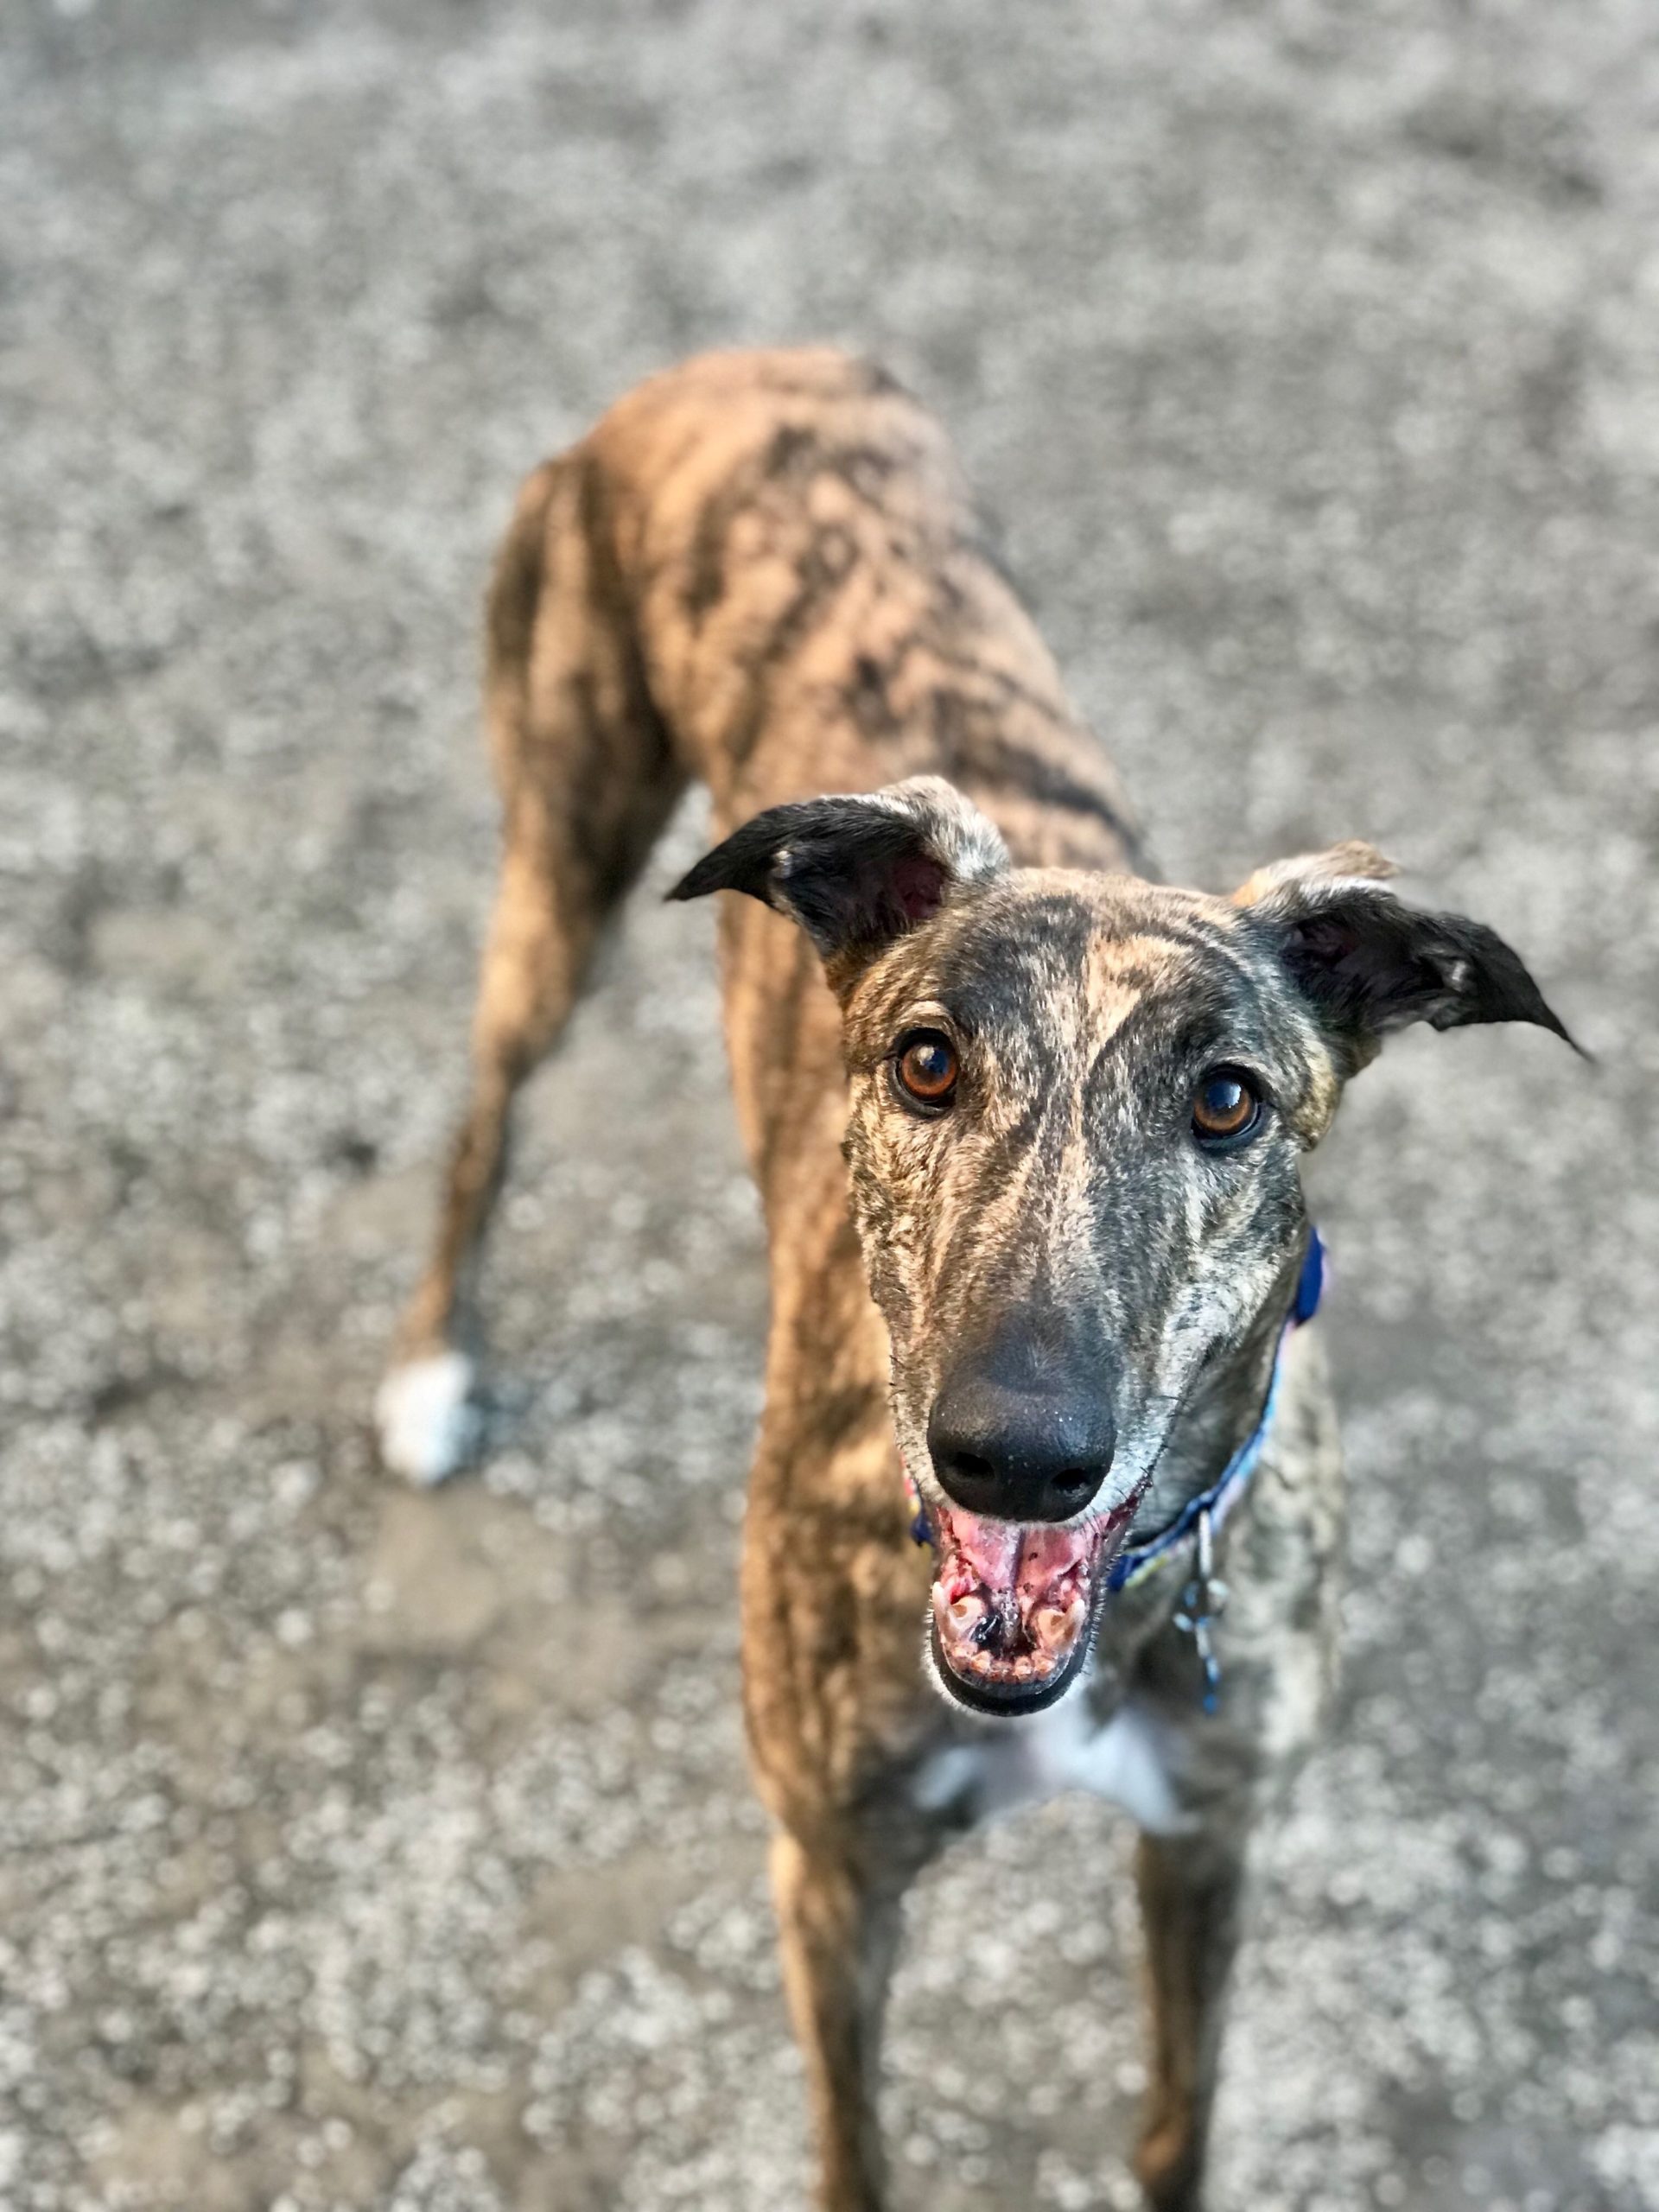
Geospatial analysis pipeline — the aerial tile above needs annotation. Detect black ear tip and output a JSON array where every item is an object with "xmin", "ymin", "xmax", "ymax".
[
  {"xmin": 664, "ymin": 810, "xmax": 793, "ymax": 909},
  {"xmin": 666, "ymin": 850, "xmax": 741, "ymax": 904},
  {"xmin": 1528, "ymin": 993, "xmax": 1588, "ymax": 1062}
]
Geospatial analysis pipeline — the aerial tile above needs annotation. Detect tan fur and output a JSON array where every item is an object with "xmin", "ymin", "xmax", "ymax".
[{"xmin": 388, "ymin": 350, "xmax": 1357, "ymax": 2210}]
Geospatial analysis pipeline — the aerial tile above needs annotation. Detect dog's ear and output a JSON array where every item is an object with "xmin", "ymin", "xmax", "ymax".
[
  {"xmin": 670, "ymin": 776, "xmax": 1008, "ymax": 987},
  {"xmin": 1234, "ymin": 842, "xmax": 1580, "ymax": 1071}
]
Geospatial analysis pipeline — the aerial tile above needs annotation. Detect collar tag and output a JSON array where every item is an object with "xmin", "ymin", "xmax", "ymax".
[{"xmin": 1173, "ymin": 1506, "xmax": 1231, "ymax": 1713}]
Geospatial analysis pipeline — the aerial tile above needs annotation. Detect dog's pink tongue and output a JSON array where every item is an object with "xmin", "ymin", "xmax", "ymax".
[{"xmin": 944, "ymin": 1511, "xmax": 1094, "ymax": 1599}]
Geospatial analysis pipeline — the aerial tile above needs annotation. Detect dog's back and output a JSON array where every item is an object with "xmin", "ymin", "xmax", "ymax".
[
  {"xmin": 512, "ymin": 346, "xmax": 1138, "ymax": 867},
  {"xmin": 434, "ymin": 348, "xmax": 1142, "ymax": 1255}
]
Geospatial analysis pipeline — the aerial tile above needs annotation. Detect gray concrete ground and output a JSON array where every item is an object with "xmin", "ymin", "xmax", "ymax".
[{"xmin": 3, "ymin": 2, "xmax": 1657, "ymax": 2207}]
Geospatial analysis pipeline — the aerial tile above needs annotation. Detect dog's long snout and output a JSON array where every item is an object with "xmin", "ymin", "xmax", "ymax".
[{"xmin": 927, "ymin": 1336, "xmax": 1116, "ymax": 1524}]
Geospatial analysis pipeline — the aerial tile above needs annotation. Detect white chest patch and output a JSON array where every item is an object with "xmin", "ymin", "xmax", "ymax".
[{"xmin": 912, "ymin": 1696, "xmax": 1193, "ymax": 1837}]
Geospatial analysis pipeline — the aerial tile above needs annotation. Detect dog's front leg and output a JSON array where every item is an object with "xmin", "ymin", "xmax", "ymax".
[
  {"xmin": 770, "ymin": 1821, "xmax": 909, "ymax": 2212},
  {"xmin": 1132, "ymin": 1820, "xmax": 1249, "ymax": 2212}
]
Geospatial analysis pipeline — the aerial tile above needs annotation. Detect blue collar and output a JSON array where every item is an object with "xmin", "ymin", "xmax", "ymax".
[
  {"xmin": 1105, "ymin": 1225, "xmax": 1324, "ymax": 1709},
  {"xmin": 1106, "ymin": 1225, "xmax": 1325, "ymax": 1596}
]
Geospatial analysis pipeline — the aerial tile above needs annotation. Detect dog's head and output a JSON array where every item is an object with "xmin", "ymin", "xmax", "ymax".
[{"xmin": 674, "ymin": 777, "xmax": 1573, "ymax": 1718}]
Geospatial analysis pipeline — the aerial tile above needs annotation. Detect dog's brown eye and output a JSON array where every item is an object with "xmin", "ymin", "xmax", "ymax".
[
  {"xmin": 894, "ymin": 1031, "xmax": 958, "ymax": 1109},
  {"xmin": 1192, "ymin": 1067, "xmax": 1261, "ymax": 1146}
]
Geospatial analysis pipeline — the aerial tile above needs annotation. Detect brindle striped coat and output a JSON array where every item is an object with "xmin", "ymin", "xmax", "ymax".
[{"xmin": 377, "ymin": 348, "xmax": 1569, "ymax": 2211}]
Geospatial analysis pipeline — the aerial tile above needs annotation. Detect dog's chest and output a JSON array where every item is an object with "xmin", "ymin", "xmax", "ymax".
[{"xmin": 910, "ymin": 1695, "xmax": 1192, "ymax": 1837}]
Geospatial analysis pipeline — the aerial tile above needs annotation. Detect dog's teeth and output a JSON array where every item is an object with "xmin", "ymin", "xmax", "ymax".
[
  {"xmin": 1030, "ymin": 1590, "xmax": 1088, "ymax": 1652},
  {"xmin": 1032, "ymin": 1605, "xmax": 1071, "ymax": 1650},
  {"xmin": 1014, "ymin": 1656, "xmax": 1033, "ymax": 1681},
  {"xmin": 949, "ymin": 1592, "xmax": 987, "ymax": 1630},
  {"xmin": 972, "ymin": 1650, "xmax": 993, "ymax": 1676},
  {"xmin": 1031, "ymin": 1650, "xmax": 1053, "ymax": 1676}
]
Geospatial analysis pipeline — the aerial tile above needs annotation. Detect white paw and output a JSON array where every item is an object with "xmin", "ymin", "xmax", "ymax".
[{"xmin": 374, "ymin": 1351, "xmax": 482, "ymax": 1486}]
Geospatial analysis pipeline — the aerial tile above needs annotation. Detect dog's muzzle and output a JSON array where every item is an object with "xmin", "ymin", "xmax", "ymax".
[{"xmin": 918, "ymin": 1485, "xmax": 1147, "ymax": 1718}]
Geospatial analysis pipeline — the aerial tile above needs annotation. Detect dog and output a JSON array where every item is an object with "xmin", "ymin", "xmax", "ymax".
[{"xmin": 375, "ymin": 347, "xmax": 1572, "ymax": 2209}]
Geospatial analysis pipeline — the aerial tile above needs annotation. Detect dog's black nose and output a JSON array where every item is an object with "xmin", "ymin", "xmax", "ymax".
[{"xmin": 927, "ymin": 1340, "xmax": 1116, "ymax": 1524}]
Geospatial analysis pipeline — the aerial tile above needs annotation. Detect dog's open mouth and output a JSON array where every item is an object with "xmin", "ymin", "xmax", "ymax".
[{"xmin": 921, "ymin": 1491, "xmax": 1145, "ymax": 1718}]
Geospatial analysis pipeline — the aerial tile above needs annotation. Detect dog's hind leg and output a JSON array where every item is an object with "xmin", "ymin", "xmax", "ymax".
[
  {"xmin": 377, "ymin": 453, "xmax": 684, "ymax": 1483},
  {"xmin": 770, "ymin": 1825, "xmax": 913, "ymax": 2212},
  {"xmin": 1132, "ymin": 1825, "xmax": 1249, "ymax": 2212}
]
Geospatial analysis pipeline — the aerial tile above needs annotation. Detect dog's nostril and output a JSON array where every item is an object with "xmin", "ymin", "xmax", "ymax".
[
  {"xmin": 950, "ymin": 1451, "xmax": 994, "ymax": 1483},
  {"xmin": 1052, "ymin": 1467, "xmax": 1096, "ymax": 1497}
]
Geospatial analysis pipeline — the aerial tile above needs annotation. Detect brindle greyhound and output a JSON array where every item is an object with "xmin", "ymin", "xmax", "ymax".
[{"xmin": 376, "ymin": 347, "xmax": 1571, "ymax": 2209}]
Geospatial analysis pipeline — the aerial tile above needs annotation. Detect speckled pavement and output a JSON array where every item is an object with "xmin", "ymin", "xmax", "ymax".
[{"xmin": 3, "ymin": 3, "xmax": 1656, "ymax": 2208}]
